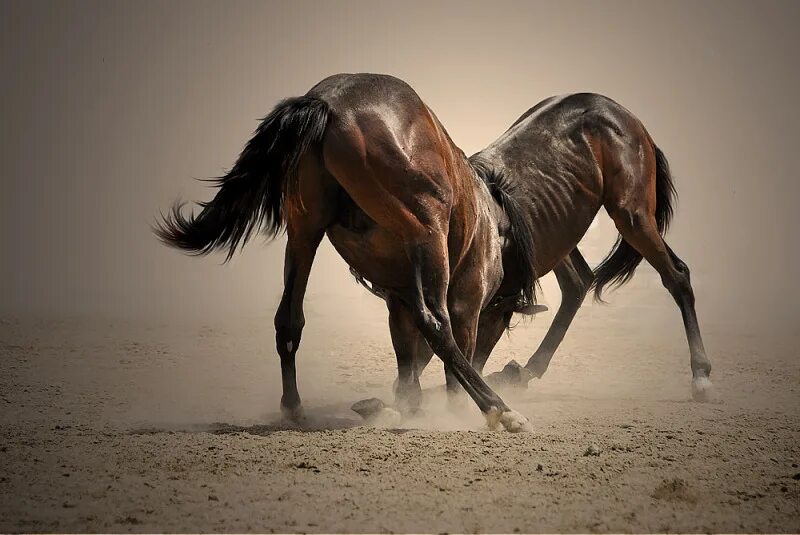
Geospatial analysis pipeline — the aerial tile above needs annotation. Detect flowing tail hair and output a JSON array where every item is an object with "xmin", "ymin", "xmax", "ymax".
[
  {"xmin": 153, "ymin": 96, "xmax": 330, "ymax": 260},
  {"xmin": 591, "ymin": 144, "xmax": 676, "ymax": 301}
]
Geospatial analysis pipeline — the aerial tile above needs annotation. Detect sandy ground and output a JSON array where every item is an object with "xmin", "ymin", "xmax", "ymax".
[{"xmin": 1, "ymin": 278, "xmax": 798, "ymax": 533}]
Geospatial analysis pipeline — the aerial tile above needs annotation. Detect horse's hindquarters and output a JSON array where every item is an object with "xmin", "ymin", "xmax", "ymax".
[{"xmin": 326, "ymin": 223, "xmax": 414, "ymax": 293}]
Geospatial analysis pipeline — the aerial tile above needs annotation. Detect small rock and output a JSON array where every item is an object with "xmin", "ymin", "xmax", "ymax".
[
  {"xmin": 208, "ymin": 495, "xmax": 218, "ymax": 501},
  {"xmin": 583, "ymin": 444, "xmax": 602, "ymax": 457},
  {"xmin": 536, "ymin": 464, "xmax": 544, "ymax": 472},
  {"xmin": 351, "ymin": 398, "xmax": 386, "ymax": 420}
]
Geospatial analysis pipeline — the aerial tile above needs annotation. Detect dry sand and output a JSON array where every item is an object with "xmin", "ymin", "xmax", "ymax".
[{"xmin": 1, "ymin": 278, "xmax": 798, "ymax": 533}]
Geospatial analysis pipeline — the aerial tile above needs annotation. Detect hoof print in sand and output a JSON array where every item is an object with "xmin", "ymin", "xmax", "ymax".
[{"xmin": 651, "ymin": 478, "xmax": 697, "ymax": 504}]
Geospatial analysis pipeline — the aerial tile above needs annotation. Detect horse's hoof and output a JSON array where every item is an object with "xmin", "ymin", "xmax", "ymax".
[
  {"xmin": 407, "ymin": 406, "xmax": 426, "ymax": 419},
  {"xmin": 691, "ymin": 375, "xmax": 716, "ymax": 403},
  {"xmin": 501, "ymin": 409, "xmax": 533, "ymax": 433},
  {"xmin": 485, "ymin": 407, "xmax": 533, "ymax": 433},
  {"xmin": 505, "ymin": 360, "xmax": 534, "ymax": 387},
  {"xmin": 486, "ymin": 360, "xmax": 534, "ymax": 389},
  {"xmin": 281, "ymin": 404, "xmax": 305, "ymax": 423}
]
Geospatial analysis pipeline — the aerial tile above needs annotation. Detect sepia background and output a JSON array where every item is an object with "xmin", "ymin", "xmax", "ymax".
[
  {"xmin": 1, "ymin": 1, "xmax": 798, "ymax": 532},
  {"xmin": 2, "ymin": 0, "xmax": 798, "ymax": 334}
]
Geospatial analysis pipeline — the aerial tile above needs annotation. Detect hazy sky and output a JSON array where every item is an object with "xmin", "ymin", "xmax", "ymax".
[{"xmin": 2, "ymin": 0, "xmax": 798, "ymax": 336}]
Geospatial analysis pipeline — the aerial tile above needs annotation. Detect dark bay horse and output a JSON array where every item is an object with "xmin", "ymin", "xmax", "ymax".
[
  {"xmin": 412, "ymin": 93, "xmax": 715, "ymax": 403},
  {"xmin": 155, "ymin": 73, "xmax": 713, "ymax": 432}
]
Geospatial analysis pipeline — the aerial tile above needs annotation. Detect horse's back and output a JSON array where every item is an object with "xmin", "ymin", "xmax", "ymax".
[
  {"xmin": 307, "ymin": 73, "xmax": 427, "ymax": 125},
  {"xmin": 310, "ymin": 74, "xmax": 463, "ymax": 238}
]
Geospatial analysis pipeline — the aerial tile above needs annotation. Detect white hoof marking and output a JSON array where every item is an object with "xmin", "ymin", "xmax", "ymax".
[
  {"xmin": 485, "ymin": 407, "xmax": 503, "ymax": 430},
  {"xmin": 692, "ymin": 376, "xmax": 715, "ymax": 402},
  {"xmin": 497, "ymin": 409, "xmax": 534, "ymax": 433}
]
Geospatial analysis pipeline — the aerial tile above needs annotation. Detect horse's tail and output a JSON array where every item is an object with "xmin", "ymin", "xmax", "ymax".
[
  {"xmin": 591, "ymin": 144, "xmax": 676, "ymax": 301},
  {"xmin": 153, "ymin": 96, "xmax": 330, "ymax": 260}
]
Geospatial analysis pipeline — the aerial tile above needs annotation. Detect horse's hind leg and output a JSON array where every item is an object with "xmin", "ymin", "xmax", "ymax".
[
  {"xmin": 274, "ymin": 225, "xmax": 323, "ymax": 421},
  {"xmin": 387, "ymin": 296, "xmax": 429, "ymax": 414},
  {"xmin": 274, "ymin": 163, "xmax": 337, "ymax": 421},
  {"xmin": 473, "ymin": 307, "xmax": 514, "ymax": 376},
  {"xmin": 525, "ymin": 248, "xmax": 594, "ymax": 379},
  {"xmin": 442, "ymin": 277, "xmax": 484, "ymax": 409},
  {"xmin": 609, "ymin": 209, "xmax": 714, "ymax": 401}
]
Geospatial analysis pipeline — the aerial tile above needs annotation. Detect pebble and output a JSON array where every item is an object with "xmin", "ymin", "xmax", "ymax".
[{"xmin": 584, "ymin": 444, "xmax": 602, "ymax": 457}]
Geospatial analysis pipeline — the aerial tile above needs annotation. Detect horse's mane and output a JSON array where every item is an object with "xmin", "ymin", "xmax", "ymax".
[{"xmin": 469, "ymin": 155, "xmax": 538, "ymax": 307}]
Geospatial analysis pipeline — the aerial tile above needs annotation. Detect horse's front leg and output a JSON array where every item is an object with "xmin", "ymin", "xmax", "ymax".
[
  {"xmin": 405, "ymin": 236, "xmax": 531, "ymax": 433},
  {"xmin": 274, "ymin": 226, "xmax": 323, "ymax": 422},
  {"xmin": 525, "ymin": 248, "xmax": 594, "ymax": 378}
]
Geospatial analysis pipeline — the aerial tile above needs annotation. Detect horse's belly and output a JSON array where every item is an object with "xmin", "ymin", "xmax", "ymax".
[
  {"xmin": 531, "ymin": 197, "xmax": 601, "ymax": 276},
  {"xmin": 326, "ymin": 224, "xmax": 413, "ymax": 291}
]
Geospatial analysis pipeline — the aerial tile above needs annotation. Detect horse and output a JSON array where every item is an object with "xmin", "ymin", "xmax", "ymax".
[
  {"xmin": 154, "ymin": 73, "xmax": 714, "ymax": 433},
  {"xmin": 406, "ymin": 93, "xmax": 715, "ymax": 404}
]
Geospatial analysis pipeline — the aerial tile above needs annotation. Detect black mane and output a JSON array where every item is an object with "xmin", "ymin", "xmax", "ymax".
[{"xmin": 469, "ymin": 155, "xmax": 537, "ymax": 306}]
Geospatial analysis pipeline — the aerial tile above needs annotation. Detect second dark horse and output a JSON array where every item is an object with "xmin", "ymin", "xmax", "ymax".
[{"xmin": 155, "ymin": 74, "xmax": 714, "ymax": 432}]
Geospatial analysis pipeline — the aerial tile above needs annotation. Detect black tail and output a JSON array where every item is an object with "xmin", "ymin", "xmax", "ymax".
[
  {"xmin": 591, "ymin": 144, "xmax": 676, "ymax": 301},
  {"xmin": 153, "ymin": 96, "xmax": 330, "ymax": 260}
]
